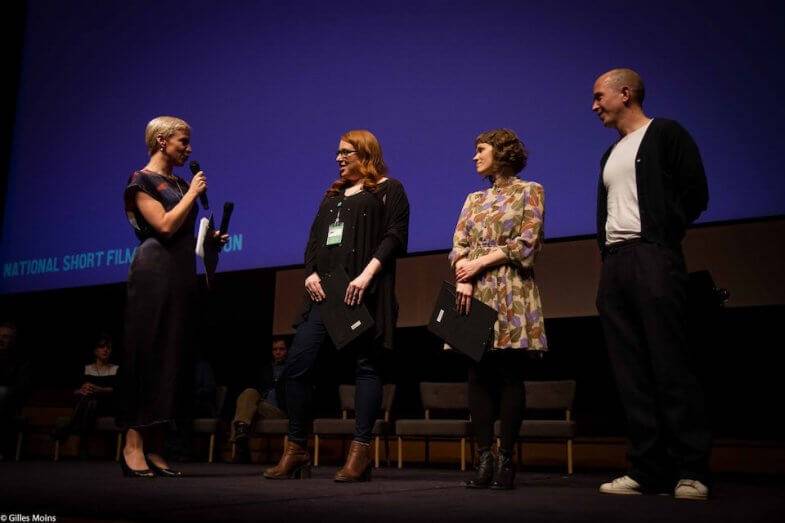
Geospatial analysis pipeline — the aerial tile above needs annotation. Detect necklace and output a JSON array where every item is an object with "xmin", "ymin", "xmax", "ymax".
[{"xmin": 171, "ymin": 177, "xmax": 184, "ymax": 198}]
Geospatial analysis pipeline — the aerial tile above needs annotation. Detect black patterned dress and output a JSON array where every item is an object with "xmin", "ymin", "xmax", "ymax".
[{"xmin": 118, "ymin": 170, "xmax": 198, "ymax": 428}]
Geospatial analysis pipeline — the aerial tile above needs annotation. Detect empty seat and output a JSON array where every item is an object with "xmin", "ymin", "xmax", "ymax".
[
  {"xmin": 494, "ymin": 380, "xmax": 576, "ymax": 474},
  {"xmin": 395, "ymin": 382, "xmax": 470, "ymax": 470}
]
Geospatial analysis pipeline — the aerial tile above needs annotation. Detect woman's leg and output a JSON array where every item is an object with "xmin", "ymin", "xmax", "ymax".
[
  {"xmin": 264, "ymin": 306, "xmax": 327, "ymax": 479},
  {"xmin": 75, "ymin": 398, "xmax": 99, "ymax": 437},
  {"xmin": 74, "ymin": 398, "xmax": 98, "ymax": 457},
  {"xmin": 123, "ymin": 427, "xmax": 148, "ymax": 470},
  {"xmin": 498, "ymin": 378, "xmax": 525, "ymax": 452},
  {"xmin": 53, "ymin": 396, "xmax": 90, "ymax": 441},
  {"xmin": 284, "ymin": 306, "xmax": 328, "ymax": 445},
  {"xmin": 494, "ymin": 352, "xmax": 526, "ymax": 453},
  {"xmin": 145, "ymin": 424, "xmax": 170, "ymax": 469},
  {"xmin": 353, "ymin": 342, "xmax": 382, "ymax": 444},
  {"xmin": 468, "ymin": 359, "xmax": 499, "ymax": 449},
  {"xmin": 465, "ymin": 358, "xmax": 500, "ymax": 488},
  {"xmin": 488, "ymin": 352, "xmax": 525, "ymax": 490},
  {"xmin": 334, "ymin": 340, "xmax": 381, "ymax": 482}
]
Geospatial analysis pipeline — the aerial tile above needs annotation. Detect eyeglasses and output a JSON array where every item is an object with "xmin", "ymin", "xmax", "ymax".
[{"xmin": 336, "ymin": 149, "xmax": 357, "ymax": 158}]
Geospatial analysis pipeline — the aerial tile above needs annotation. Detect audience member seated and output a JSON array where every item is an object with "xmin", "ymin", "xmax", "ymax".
[
  {"xmin": 53, "ymin": 333, "xmax": 119, "ymax": 457},
  {"xmin": 229, "ymin": 336, "xmax": 288, "ymax": 464},
  {"xmin": 0, "ymin": 321, "xmax": 31, "ymax": 461}
]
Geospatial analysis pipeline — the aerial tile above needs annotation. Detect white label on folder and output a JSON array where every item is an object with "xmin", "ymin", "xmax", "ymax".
[
  {"xmin": 437, "ymin": 309, "xmax": 444, "ymax": 322},
  {"xmin": 350, "ymin": 320, "xmax": 362, "ymax": 330}
]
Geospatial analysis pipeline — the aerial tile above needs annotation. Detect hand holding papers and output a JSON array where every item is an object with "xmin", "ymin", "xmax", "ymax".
[
  {"xmin": 317, "ymin": 266, "xmax": 375, "ymax": 350},
  {"xmin": 195, "ymin": 202, "xmax": 235, "ymax": 289},
  {"xmin": 427, "ymin": 281, "xmax": 497, "ymax": 362}
]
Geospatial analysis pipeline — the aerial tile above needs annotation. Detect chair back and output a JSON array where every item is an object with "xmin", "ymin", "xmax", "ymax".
[
  {"xmin": 419, "ymin": 382, "xmax": 468, "ymax": 416},
  {"xmin": 524, "ymin": 380, "xmax": 576, "ymax": 411},
  {"xmin": 215, "ymin": 385, "xmax": 228, "ymax": 415},
  {"xmin": 338, "ymin": 384, "xmax": 397, "ymax": 419},
  {"xmin": 380, "ymin": 384, "xmax": 396, "ymax": 413},
  {"xmin": 338, "ymin": 384, "xmax": 355, "ymax": 411}
]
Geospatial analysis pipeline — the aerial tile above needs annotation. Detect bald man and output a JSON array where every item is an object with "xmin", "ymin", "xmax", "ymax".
[{"xmin": 591, "ymin": 69, "xmax": 712, "ymax": 500}]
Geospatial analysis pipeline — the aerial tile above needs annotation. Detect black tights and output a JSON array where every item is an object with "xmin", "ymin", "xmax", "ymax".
[{"xmin": 468, "ymin": 351, "xmax": 525, "ymax": 452}]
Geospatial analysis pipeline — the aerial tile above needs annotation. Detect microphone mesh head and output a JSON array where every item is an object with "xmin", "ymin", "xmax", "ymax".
[{"xmin": 189, "ymin": 160, "xmax": 200, "ymax": 174}]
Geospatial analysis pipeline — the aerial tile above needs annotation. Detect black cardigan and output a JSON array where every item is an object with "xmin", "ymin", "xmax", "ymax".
[
  {"xmin": 298, "ymin": 178, "xmax": 410, "ymax": 350},
  {"xmin": 597, "ymin": 118, "xmax": 709, "ymax": 252}
]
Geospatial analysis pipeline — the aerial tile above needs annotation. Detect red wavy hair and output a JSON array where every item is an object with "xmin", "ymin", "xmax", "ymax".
[{"xmin": 326, "ymin": 129, "xmax": 388, "ymax": 196}]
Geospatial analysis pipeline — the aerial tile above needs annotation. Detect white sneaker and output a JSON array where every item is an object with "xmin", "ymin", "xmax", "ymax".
[
  {"xmin": 674, "ymin": 479, "xmax": 709, "ymax": 500},
  {"xmin": 599, "ymin": 475, "xmax": 642, "ymax": 495}
]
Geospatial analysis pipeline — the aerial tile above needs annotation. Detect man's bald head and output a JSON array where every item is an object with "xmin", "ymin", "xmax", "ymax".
[{"xmin": 597, "ymin": 68, "xmax": 646, "ymax": 106}]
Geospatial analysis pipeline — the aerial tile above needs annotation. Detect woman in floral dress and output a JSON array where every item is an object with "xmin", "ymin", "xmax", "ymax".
[{"xmin": 449, "ymin": 128, "xmax": 547, "ymax": 490}]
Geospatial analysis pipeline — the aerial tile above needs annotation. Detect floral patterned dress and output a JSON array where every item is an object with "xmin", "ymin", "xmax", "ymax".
[{"xmin": 449, "ymin": 176, "xmax": 547, "ymax": 351}]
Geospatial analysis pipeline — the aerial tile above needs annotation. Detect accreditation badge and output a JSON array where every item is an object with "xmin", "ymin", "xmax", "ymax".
[{"xmin": 326, "ymin": 222, "xmax": 344, "ymax": 246}]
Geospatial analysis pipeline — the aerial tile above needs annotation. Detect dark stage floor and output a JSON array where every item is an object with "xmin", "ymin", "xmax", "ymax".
[{"xmin": 1, "ymin": 462, "xmax": 784, "ymax": 522}]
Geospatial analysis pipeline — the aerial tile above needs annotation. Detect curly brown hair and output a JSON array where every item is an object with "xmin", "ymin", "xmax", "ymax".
[
  {"xmin": 475, "ymin": 128, "xmax": 528, "ymax": 174},
  {"xmin": 326, "ymin": 129, "xmax": 388, "ymax": 196}
]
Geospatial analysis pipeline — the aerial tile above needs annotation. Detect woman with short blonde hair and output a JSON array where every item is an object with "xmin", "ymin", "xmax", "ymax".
[{"xmin": 118, "ymin": 116, "xmax": 223, "ymax": 478}]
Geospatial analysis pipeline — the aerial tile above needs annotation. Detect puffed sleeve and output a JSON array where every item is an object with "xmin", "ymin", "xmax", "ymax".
[
  {"xmin": 448, "ymin": 193, "xmax": 474, "ymax": 268},
  {"xmin": 372, "ymin": 180, "xmax": 410, "ymax": 267},
  {"xmin": 500, "ymin": 183, "xmax": 545, "ymax": 269}
]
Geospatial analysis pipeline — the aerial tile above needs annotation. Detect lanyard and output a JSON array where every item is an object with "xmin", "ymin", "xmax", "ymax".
[{"xmin": 334, "ymin": 200, "xmax": 342, "ymax": 224}]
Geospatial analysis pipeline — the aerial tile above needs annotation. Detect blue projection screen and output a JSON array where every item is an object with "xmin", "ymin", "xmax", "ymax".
[{"xmin": 2, "ymin": 0, "xmax": 784, "ymax": 293}]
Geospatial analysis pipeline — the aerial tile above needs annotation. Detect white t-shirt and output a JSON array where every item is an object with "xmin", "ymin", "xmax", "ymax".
[{"xmin": 603, "ymin": 120, "xmax": 652, "ymax": 245}]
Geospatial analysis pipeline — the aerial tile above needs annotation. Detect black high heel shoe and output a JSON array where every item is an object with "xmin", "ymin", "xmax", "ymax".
[
  {"xmin": 146, "ymin": 454, "xmax": 183, "ymax": 477},
  {"xmin": 120, "ymin": 454, "xmax": 155, "ymax": 478}
]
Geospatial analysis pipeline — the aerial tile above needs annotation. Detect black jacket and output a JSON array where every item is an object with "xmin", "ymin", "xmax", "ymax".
[{"xmin": 597, "ymin": 118, "xmax": 709, "ymax": 252}]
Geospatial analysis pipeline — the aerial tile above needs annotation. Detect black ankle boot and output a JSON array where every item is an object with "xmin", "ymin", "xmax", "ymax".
[
  {"xmin": 465, "ymin": 448, "xmax": 494, "ymax": 489},
  {"xmin": 490, "ymin": 449, "xmax": 516, "ymax": 490}
]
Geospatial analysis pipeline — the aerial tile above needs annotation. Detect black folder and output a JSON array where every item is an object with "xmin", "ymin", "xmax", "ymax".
[
  {"xmin": 427, "ymin": 281, "xmax": 497, "ymax": 362},
  {"xmin": 317, "ymin": 266, "xmax": 375, "ymax": 350}
]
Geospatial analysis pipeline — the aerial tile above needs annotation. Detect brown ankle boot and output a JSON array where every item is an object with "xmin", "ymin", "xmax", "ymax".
[
  {"xmin": 334, "ymin": 440, "xmax": 372, "ymax": 482},
  {"xmin": 263, "ymin": 440, "xmax": 311, "ymax": 479}
]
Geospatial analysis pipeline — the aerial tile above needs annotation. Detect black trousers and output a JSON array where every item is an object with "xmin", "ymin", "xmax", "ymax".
[
  {"xmin": 284, "ymin": 305, "xmax": 382, "ymax": 445},
  {"xmin": 468, "ymin": 351, "xmax": 526, "ymax": 452},
  {"xmin": 597, "ymin": 240, "xmax": 712, "ymax": 486}
]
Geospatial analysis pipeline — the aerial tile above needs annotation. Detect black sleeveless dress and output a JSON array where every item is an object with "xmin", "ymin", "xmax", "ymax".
[{"xmin": 118, "ymin": 170, "xmax": 198, "ymax": 428}]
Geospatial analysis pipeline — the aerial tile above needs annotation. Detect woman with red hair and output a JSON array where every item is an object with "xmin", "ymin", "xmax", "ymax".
[{"xmin": 264, "ymin": 130, "xmax": 409, "ymax": 482}]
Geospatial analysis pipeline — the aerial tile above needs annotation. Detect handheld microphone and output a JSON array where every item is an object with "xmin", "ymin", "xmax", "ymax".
[
  {"xmin": 188, "ymin": 160, "xmax": 209, "ymax": 210},
  {"xmin": 219, "ymin": 202, "xmax": 234, "ymax": 234}
]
